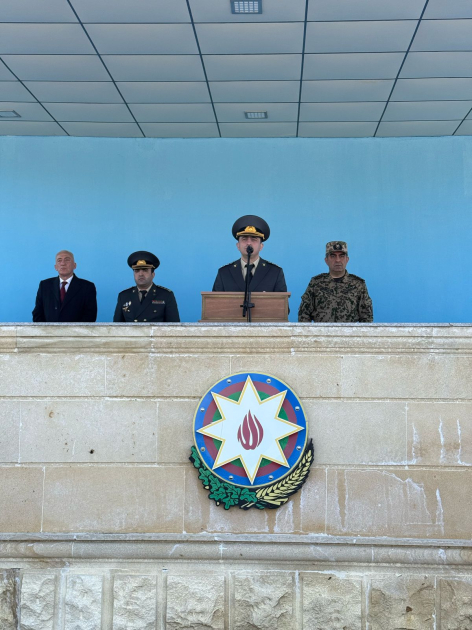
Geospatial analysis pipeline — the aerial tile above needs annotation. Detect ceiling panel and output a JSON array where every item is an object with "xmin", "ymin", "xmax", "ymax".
[
  {"xmin": 412, "ymin": 20, "xmax": 472, "ymax": 52},
  {"xmin": 0, "ymin": 121, "xmax": 65, "ymax": 135},
  {"xmin": 304, "ymin": 53, "xmax": 404, "ymax": 80},
  {"xmin": 383, "ymin": 100, "xmax": 472, "ymax": 121},
  {"xmin": 25, "ymin": 81, "xmax": 124, "ymax": 103},
  {"xmin": 0, "ymin": 24, "xmax": 95, "ymax": 55},
  {"xmin": 423, "ymin": 0, "xmax": 472, "ymax": 19},
  {"xmin": 61, "ymin": 122, "xmax": 143, "ymax": 137},
  {"xmin": 204, "ymin": 55, "xmax": 302, "ymax": 81},
  {"xmin": 2, "ymin": 55, "xmax": 110, "ymax": 81},
  {"xmin": 141, "ymin": 122, "xmax": 219, "ymax": 137},
  {"xmin": 456, "ymin": 120, "xmax": 472, "ymax": 134},
  {"xmin": 117, "ymin": 82, "xmax": 211, "ymax": 104},
  {"xmin": 195, "ymin": 23, "xmax": 304, "ymax": 54},
  {"xmin": 103, "ymin": 55, "xmax": 205, "ymax": 82},
  {"xmin": 220, "ymin": 122, "xmax": 297, "ymax": 137},
  {"xmin": 71, "ymin": 0, "xmax": 191, "ymax": 23},
  {"xmin": 299, "ymin": 121, "xmax": 377, "ymax": 137},
  {"xmin": 400, "ymin": 52, "xmax": 472, "ymax": 79},
  {"xmin": 214, "ymin": 102, "xmax": 298, "ymax": 122},
  {"xmin": 0, "ymin": 81, "xmax": 35, "ymax": 102},
  {"xmin": 308, "ymin": 0, "xmax": 426, "ymax": 21},
  {"xmin": 0, "ymin": 63, "xmax": 16, "ymax": 81},
  {"xmin": 305, "ymin": 21, "xmax": 417, "ymax": 53},
  {"xmin": 0, "ymin": 102, "xmax": 53, "ymax": 121},
  {"xmin": 392, "ymin": 78, "xmax": 472, "ymax": 101},
  {"xmin": 300, "ymin": 102, "xmax": 384, "ymax": 121},
  {"xmin": 45, "ymin": 103, "xmax": 134, "ymax": 122},
  {"xmin": 85, "ymin": 24, "xmax": 198, "ymax": 55},
  {"xmin": 210, "ymin": 81, "xmax": 300, "ymax": 103},
  {"xmin": 302, "ymin": 80, "xmax": 393, "ymax": 102},
  {"xmin": 129, "ymin": 103, "xmax": 216, "ymax": 123},
  {"xmin": 377, "ymin": 120, "xmax": 459, "ymax": 136},
  {"xmin": 189, "ymin": 0, "xmax": 306, "ymax": 23},
  {"xmin": 0, "ymin": 0, "xmax": 78, "ymax": 22}
]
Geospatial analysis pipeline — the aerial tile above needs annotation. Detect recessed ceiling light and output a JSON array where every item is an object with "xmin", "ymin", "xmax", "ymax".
[
  {"xmin": 0, "ymin": 110, "xmax": 21, "ymax": 119},
  {"xmin": 231, "ymin": 1, "xmax": 262, "ymax": 14},
  {"xmin": 245, "ymin": 111, "xmax": 268, "ymax": 119}
]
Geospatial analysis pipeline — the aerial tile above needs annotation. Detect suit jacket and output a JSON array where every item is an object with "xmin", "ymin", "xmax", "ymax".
[
  {"xmin": 113, "ymin": 283, "xmax": 180, "ymax": 323},
  {"xmin": 32, "ymin": 275, "xmax": 97, "ymax": 323},
  {"xmin": 212, "ymin": 258, "xmax": 287, "ymax": 293}
]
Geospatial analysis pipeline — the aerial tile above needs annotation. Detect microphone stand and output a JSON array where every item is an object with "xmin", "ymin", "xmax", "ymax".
[{"xmin": 241, "ymin": 245, "xmax": 255, "ymax": 323}]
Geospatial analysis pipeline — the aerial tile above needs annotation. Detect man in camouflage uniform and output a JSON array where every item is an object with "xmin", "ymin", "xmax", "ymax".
[{"xmin": 298, "ymin": 241, "xmax": 373, "ymax": 323}]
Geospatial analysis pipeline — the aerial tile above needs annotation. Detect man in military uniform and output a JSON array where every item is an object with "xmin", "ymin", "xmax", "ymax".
[
  {"xmin": 212, "ymin": 215, "xmax": 287, "ymax": 292},
  {"xmin": 113, "ymin": 251, "xmax": 180, "ymax": 323},
  {"xmin": 298, "ymin": 241, "xmax": 373, "ymax": 323}
]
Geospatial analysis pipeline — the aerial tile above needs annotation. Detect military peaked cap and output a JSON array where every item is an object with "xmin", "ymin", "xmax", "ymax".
[
  {"xmin": 232, "ymin": 215, "xmax": 270, "ymax": 241},
  {"xmin": 127, "ymin": 251, "xmax": 160, "ymax": 270}
]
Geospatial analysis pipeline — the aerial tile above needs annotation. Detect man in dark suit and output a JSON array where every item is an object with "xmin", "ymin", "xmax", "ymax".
[
  {"xmin": 113, "ymin": 251, "xmax": 180, "ymax": 323},
  {"xmin": 212, "ymin": 215, "xmax": 287, "ymax": 292},
  {"xmin": 32, "ymin": 250, "xmax": 97, "ymax": 322}
]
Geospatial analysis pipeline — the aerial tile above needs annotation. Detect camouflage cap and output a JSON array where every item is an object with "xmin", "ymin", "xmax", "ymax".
[{"xmin": 326, "ymin": 241, "xmax": 348, "ymax": 255}]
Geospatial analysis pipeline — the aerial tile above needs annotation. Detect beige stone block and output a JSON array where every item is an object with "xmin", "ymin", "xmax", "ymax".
[
  {"xmin": 408, "ymin": 402, "xmax": 472, "ymax": 466},
  {"xmin": 305, "ymin": 400, "xmax": 407, "ymax": 465},
  {"xmin": 440, "ymin": 578, "xmax": 472, "ymax": 630},
  {"xmin": 302, "ymin": 573, "xmax": 362, "ymax": 630},
  {"xmin": 0, "ymin": 569, "xmax": 19, "ymax": 630},
  {"xmin": 105, "ymin": 354, "xmax": 231, "ymax": 397},
  {"xmin": 20, "ymin": 573, "xmax": 55, "ymax": 630},
  {"xmin": 64, "ymin": 574, "xmax": 102, "ymax": 630},
  {"xmin": 0, "ymin": 402, "xmax": 20, "ymax": 462},
  {"xmin": 0, "ymin": 327, "xmax": 16, "ymax": 352},
  {"xmin": 20, "ymin": 400, "xmax": 158, "ymax": 463},
  {"xmin": 233, "ymin": 572, "xmax": 293, "ymax": 630},
  {"xmin": 0, "ymin": 467, "xmax": 43, "ymax": 532},
  {"xmin": 326, "ymin": 468, "xmax": 472, "ymax": 539},
  {"xmin": 42, "ymin": 466, "xmax": 185, "ymax": 533},
  {"xmin": 231, "ymin": 354, "xmax": 342, "ymax": 398},
  {"xmin": 341, "ymin": 354, "xmax": 472, "ymax": 399},
  {"xmin": 299, "ymin": 466, "xmax": 326, "ymax": 535},
  {"xmin": 0, "ymin": 354, "xmax": 105, "ymax": 397},
  {"xmin": 157, "ymin": 400, "xmax": 196, "ymax": 464},
  {"xmin": 369, "ymin": 576, "xmax": 435, "ymax": 630},
  {"xmin": 167, "ymin": 574, "xmax": 224, "ymax": 630},
  {"xmin": 113, "ymin": 575, "xmax": 157, "ymax": 630}
]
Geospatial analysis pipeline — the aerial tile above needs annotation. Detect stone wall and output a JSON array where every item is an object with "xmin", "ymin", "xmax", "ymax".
[{"xmin": 0, "ymin": 323, "xmax": 471, "ymax": 629}]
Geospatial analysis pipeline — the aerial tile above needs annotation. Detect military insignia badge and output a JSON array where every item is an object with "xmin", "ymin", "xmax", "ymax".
[{"xmin": 190, "ymin": 372, "xmax": 313, "ymax": 510}]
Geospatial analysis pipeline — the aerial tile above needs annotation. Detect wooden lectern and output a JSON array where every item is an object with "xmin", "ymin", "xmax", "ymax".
[{"xmin": 200, "ymin": 292, "xmax": 290, "ymax": 322}]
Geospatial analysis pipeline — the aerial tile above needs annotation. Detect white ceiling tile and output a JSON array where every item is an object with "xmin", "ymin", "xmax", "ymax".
[
  {"xmin": 220, "ymin": 122, "xmax": 296, "ymax": 137},
  {"xmin": 400, "ymin": 52, "xmax": 472, "ymax": 78},
  {"xmin": 71, "ymin": 0, "xmax": 190, "ymax": 23},
  {"xmin": 0, "ymin": 121, "xmax": 66, "ymax": 135},
  {"xmin": 376, "ymin": 120, "xmax": 458, "ymax": 136},
  {"xmin": 85, "ymin": 24, "xmax": 198, "ymax": 55},
  {"xmin": 308, "ymin": 0, "xmax": 426, "ymax": 21},
  {"xmin": 392, "ymin": 78, "xmax": 472, "ymax": 101},
  {"xmin": 0, "ymin": 102, "xmax": 53, "ymax": 121},
  {"xmin": 141, "ymin": 122, "xmax": 220, "ymax": 137},
  {"xmin": 0, "ymin": 82, "xmax": 35, "ymax": 102},
  {"xmin": 300, "ymin": 102, "xmax": 384, "ymax": 121},
  {"xmin": 299, "ymin": 121, "xmax": 377, "ymax": 137},
  {"xmin": 129, "ymin": 103, "xmax": 215, "ymax": 122},
  {"xmin": 2, "ymin": 55, "xmax": 109, "ymax": 81},
  {"xmin": 195, "ymin": 23, "xmax": 304, "ymax": 54},
  {"xmin": 456, "ymin": 120, "xmax": 472, "ymax": 134},
  {"xmin": 0, "ymin": 63, "xmax": 16, "ymax": 81},
  {"xmin": 0, "ymin": 0, "xmax": 78, "ymax": 22},
  {"xmin": 189, "ymin": 0, "xmax": 306, "ymax": 22},
  {"xmin": 412, "ymin": 20, "xmax": 472, "ymax": 52},
  {"xmin": 117, "ymin": 82, "xmax": 211, "ymax": 103},
  {"xmin": 24, "ymin": 81, "xmax": 124, "ymax": 103},
  {"xmin": 210, "ymin": 81, "xmax": 300, "ymax": 103},
  {"xmin": 302, "ymin": 80, "xmax": 393, "ymax": 102},
  {"xmin": 305, "ymin": 21, "xmax": 417, "ymax": 53},
  {"xmin": 45, "ymin": 103, "xmax": 134, "ymax": 122},
  {"xmin": 0, "ymin": 25, "xmax": 94, "ymax": 54},
  {"xmin": 204, "ymin": 55, "xmax": 302, "ymax": 81},
  {"xmin": 214, "ymin": 102, "xmax": 298, "ymax": 122},
  {"xmin": 383, "ymin": 101, "xmax": 472, "ymax": 121},
  {"xmin": 304, "ymin": 53, "xmax": 404, "ymax": 80},
  {"xmin": 61, "ymin": 122, "xmax": 143, "ymax": 137},
  {"xmin": 103, "ymin": 55, "xmax": 205, "ymax": 82},
  {"xmin": 423, "ymin": 0, "xmax": 472, "ymax": 19}
]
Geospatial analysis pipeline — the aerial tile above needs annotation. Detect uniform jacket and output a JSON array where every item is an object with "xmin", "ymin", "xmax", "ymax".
[
  {"xmin": 298, "ymin": 271, "xmax": 373, "ymax": 323},
  {"xmin": 113, "ymin": 283, "xmax": 180, "ymax": 323},
  {"xmin": 32, "ymin": 275, "xmax": 97, "ymax": 323},
  {"xmin": 212, "ymin": 258, "xmax": 287, "ymax": 292}
]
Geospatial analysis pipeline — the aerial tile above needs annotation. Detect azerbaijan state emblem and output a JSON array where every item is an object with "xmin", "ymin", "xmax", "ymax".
[{"xmin": 190, "ymin": 372, "xmax": 314, "ymax": 510}]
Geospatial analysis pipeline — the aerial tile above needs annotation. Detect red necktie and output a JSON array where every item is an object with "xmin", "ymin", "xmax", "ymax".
[{"xmin": 60, "ymin": 281, "xmax": 67, "ymax": 303}]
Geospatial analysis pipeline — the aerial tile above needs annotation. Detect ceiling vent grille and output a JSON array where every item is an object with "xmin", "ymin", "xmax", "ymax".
[
  {"xmin": 245, "ymin": 111, "xmax": 268, "ymax": 119},
  {"xmin": 231, "ymin": 1, "xmax": 262, "ymax": 14}
]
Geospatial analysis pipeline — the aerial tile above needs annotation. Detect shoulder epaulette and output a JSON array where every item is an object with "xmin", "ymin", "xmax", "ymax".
[
  {"xmin": 154, "ymin": 284, "xmax": 173, "ymax": 292},
  {"xmin": 260, "ymin": 259, "xmax": 281, "ymax": 269},
  {"xmin": 312, "ymin": 273, "xmax": 329, "ymax": 280},
  {"xmin": 348, "ymin": 273, "xmax": 366, "ymax": 282}
]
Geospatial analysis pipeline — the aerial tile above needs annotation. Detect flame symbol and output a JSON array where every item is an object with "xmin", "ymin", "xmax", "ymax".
[{"xmin": 237, "ymin": 410, "xmax": 264, "ymax": 450}]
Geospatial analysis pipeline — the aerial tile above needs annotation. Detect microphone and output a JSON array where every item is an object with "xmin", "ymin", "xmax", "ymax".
[{"xmin": 246, "ymin": 245, "xmax": 254, "ymax": 255}]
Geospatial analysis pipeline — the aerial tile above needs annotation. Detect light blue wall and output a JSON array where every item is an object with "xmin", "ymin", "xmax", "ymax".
[{"xmin": 1, "ymin": 136, "xmax": 471, "ymax": 323}]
